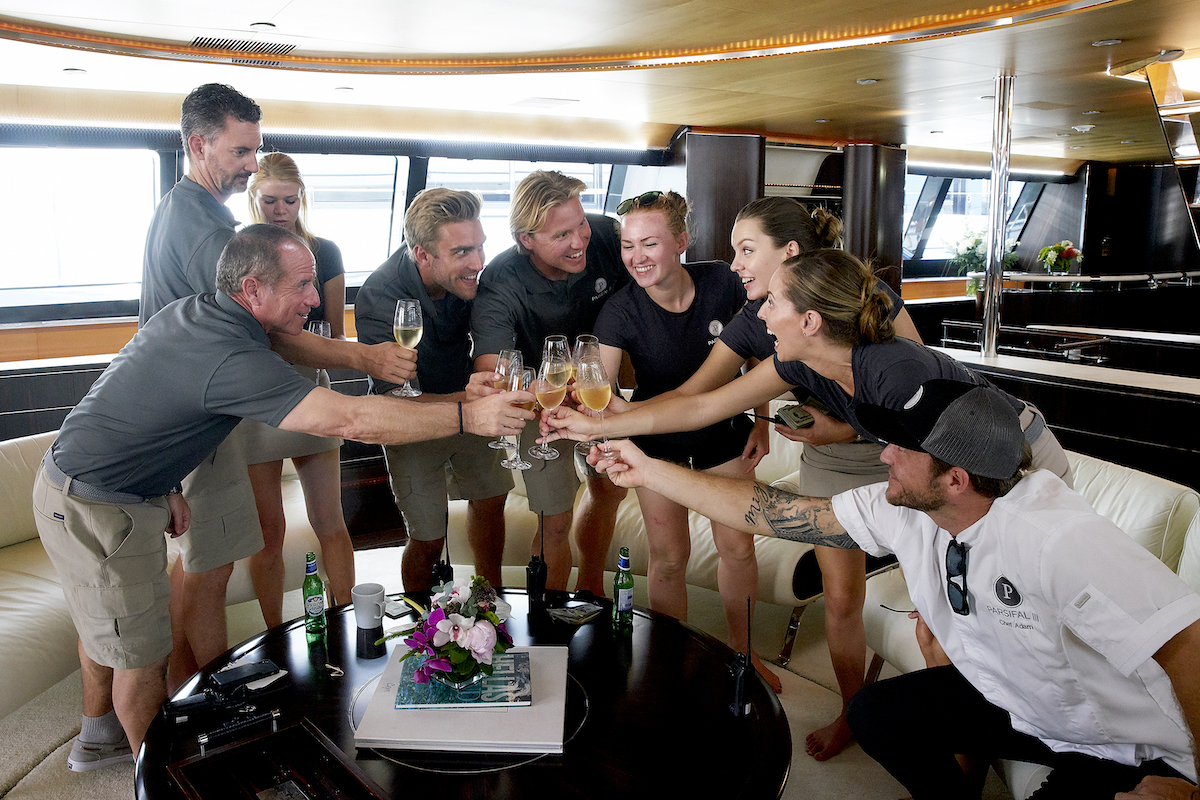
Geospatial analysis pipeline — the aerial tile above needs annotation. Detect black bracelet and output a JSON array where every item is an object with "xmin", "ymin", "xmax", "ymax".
[{"xmin": 458, "ymin": 401, "xmax": 464, "ymax": 435}]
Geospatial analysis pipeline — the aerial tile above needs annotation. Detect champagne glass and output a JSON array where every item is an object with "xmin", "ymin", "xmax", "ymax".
[
  {"xmin": 390, "ymin": 299, "xmax": 422, "ymax": 397},
  {"xmin": 529, "ymin": 357, "xmax": 570, "ymax": 461},
  {"xmin": 501, "ymin": 368, "xmax": 534, "ymax": 471},
  {"xmin": 572, "ymin": 334, "xmax": 600, "ymax": 383},
  {"xmin": 542, "ymin": 335, "xmax": 570, "ymax": 367},
  {"xmin": 488, "ymin": 350, "xmax": 523, "ymax": 450},
  {"xmin": 575, "ymin": 358, "xmax": 612, "ymax": 455},
  {"xmin": 572, "ymin": 335, "xmax": 601, "ymax": 453}
]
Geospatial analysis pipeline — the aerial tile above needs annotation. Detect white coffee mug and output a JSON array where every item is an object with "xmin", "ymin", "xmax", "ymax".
[{"xmin": 351, "ymin": 582, "xmax": 386, "ymax": 629}]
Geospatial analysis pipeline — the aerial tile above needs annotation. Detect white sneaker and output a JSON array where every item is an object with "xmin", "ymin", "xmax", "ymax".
[{"xmin": 67, "ymin": 735, "xmax": 133, "ymax": 772}]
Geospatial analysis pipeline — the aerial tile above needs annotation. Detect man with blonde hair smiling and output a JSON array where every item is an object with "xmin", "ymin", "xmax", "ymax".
[{"xmin": 471, "ymin": 170, "xmax": 628, "ymax": 599}]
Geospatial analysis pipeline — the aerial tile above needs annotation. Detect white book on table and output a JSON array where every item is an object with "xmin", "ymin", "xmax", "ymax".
[{"xmin": 354, "ymin": 645, "xmax": 569, "ymax": 754}]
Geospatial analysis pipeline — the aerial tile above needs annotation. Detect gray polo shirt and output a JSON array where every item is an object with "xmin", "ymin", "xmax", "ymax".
[
  {"xmin": 140, "ymin": 176, "xmax": 239, "ymax": 325},
  {"xmin": 471, "ymin": 213, "xmax": 627, "ymax": 369},
  {"xmin": 355, "ymin": 248, "xmax": 473, "ymax": 396},
  {"xmin": 53, "ymin": 292, "xmax": 317, "ymax": 497}
]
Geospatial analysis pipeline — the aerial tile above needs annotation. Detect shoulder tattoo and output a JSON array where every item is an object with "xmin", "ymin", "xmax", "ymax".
[{"xmin": 745, "ymin": 484, "xmax": 858, "ymax": 550}]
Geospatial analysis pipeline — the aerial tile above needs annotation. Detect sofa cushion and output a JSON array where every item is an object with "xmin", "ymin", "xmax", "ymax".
[
  {"xmin": 1066, "ymin": 451, "xmax": 1199, "ymax": 571},
  {"xmin": 0, "ymin": 538, "xmax": 80, "ymax": 720},
  {"xmin": 0, "ymin": 432, "xmax": 56, "ymax": 550}
]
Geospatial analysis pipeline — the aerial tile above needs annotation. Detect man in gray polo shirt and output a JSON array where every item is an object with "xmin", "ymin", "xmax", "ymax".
[
  {"xmin": 36, "ymin": 224, "xmax": 533, "ymax": 768},
  {"xmin": 141, "ymin": 84, "xmax": 417, "ymax": 698},
  {"xmin": 355, "ymin": 188, "xmax": 513, "ymax": 592},
  {"xmin": 471, "ymin": 170, "xmax": 629, "ymax": 598}
]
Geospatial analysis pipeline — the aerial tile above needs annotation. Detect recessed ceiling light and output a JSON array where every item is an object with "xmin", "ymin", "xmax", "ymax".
[
  {"xmin": 1057, "ymin": 133, "xmax": 1072, "ymax": 137},
  {"xmin": 815, "ymin": 118, "xmax": 830, "ymax": 123},
  {"xmin": 62, "ymin": 67, "xmax": 87, "ymax": 75},
  {"xmin": 1081, "ymin": 110, "xmax": 1101, "ymax": 115},
  {"xmin": 1121, "ymin": 140, "xmax": 1136, "ymax": 144},
  {"xmin": 1070, "ymin": 146, "xmax": 1083, "ymax": 149},
  {"xmin": 856, "ymin": 78, "xmax": 879, "ymax": 85},
  {"xmin": 980, "ymin": 95, "xmax": 995, "ymax": 100},
  {"xmin": 1159, "ymin": 49, "xmax": 1184, "ymax": 62},
  {"xmin": 1092, "ymin": 39, "xmax": 1122, "ymax": 47},
  {"xmin": 334, "ymin": 86, "xmax": 355, "ymax": 92},
  {"xmin": 930, "ymin": 130, "xmax": 944, "ymax": 134},
  {"xmin": 1072, "ymin": 125, "xmax": 1095, "ymax": 132},
  {"xmin": 250, "ymin": 22, "xmax": 276, "ymax": 30}
]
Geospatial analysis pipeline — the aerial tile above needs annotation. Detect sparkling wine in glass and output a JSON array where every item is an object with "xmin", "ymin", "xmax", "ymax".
[
  {"xmin": 501, "ymin": 368, "xmax": 534, "ymax": 471},
  {"xmin": 391, "ymin": 299, "xmax": 422, "ymax": 397},
  {"xmin": 529, "ymin": 358, "xmax": 570, "ymax": 461},
  {"xmin": 542, "ymin": 335, "xmax": 570, "ymax": 369},
  {"xmin": 488, "ymin": 350, "xmax": 523, "ymax": 450},
  {"xmin": 575, "ymin": 358, "xmax": 612, "ymax": 455},
  {"xmin": 572, "ymin": 335, "xmax": 601, "ymax": 453}
]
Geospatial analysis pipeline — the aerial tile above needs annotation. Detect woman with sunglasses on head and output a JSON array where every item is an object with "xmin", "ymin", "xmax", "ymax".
[
  {"xmin": 546, "ymin": 245, "xmax": 1070, "ymax": 758},
  {"xmin": 589, "ymin": 190, "xmax": 779, "ymax": 687},
  {"xmin": 558, "ymin": 196, "xmax": 918, "ymax": 754},
  {"xmin": 241, "ymin": 152, "xmax": 355, "ymax": 627}
]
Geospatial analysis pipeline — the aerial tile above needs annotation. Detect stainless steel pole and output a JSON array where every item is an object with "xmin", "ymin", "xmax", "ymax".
[{"xmin": 983, "ymin": 74, "xmax": 1015, "ymax": 357}]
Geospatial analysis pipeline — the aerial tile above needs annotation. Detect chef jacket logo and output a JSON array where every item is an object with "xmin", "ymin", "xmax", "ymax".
[
  {"xmin": 709, "ymin": 320, "xmax": 724, "ymax": 337},
  {"xmin": 994, "ymin": 576, "xmax": 1022, "ymax": 607},
  {"xmin": 594, "ymin": 278, "xmax": 608, "ymax": 294}
]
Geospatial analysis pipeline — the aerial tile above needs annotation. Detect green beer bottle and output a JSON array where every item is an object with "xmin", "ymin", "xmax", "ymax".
[
  {"xmin": 303, "ymin": 551, "xmax": 327, "ymax": 641},
  {"xmin": 612, "ymin": 547, "xmax": 634, "ymax": 634}
]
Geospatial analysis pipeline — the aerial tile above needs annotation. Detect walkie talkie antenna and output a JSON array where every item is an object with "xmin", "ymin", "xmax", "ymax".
[{"xmin": 540, "ymin": 512, "xmax": 545, "ymax": 560}]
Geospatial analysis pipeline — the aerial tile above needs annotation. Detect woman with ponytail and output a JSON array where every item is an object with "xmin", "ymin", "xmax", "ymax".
[{"xmin": 545, "ymin": 247, "xmax": 1070, "ymax": 759}]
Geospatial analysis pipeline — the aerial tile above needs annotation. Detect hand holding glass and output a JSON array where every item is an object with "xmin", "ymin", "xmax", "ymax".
[
  {"xmin": 488, "ymin": 350, "xmax": 523, "ymax": 450},
  {"xmin": 529, "ymin": 358, "xmax": 570, "ymax": 461},
  {"xmin": 501, "ymin": 368, "xmax": 534, "ymax": 471},
  {"xmin": 391, "ymin": 299, "xmax": 422, "ymax": 397},
  {"xmin": 575, "ymin": 359, "xmax": 612, "ymax": 455}
]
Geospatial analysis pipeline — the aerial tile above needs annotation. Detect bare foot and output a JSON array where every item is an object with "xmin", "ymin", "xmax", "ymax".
[
  {"xmin": 805, "ymin": 713, "xmax": 853, "ymax": 761},
  {"xmin": 751, "ymin": 651, "xmax": 782, "ymax": 694}
]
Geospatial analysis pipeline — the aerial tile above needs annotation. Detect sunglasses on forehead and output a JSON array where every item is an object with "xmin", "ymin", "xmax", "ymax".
[
  {"xmin": 946, "ymin": 539, "xmax": 969, "ymax": 616},
  {"xmin": 616, "ymin": 190, "xmax": 663, "ymax": 215}
]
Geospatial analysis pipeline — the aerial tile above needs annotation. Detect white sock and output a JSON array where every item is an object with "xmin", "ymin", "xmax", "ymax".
[{"xmin": 79, "ymin": 710, "xmax": 124, "ymax": 744}]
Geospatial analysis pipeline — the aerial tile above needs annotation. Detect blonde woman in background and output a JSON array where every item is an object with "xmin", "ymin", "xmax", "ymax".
[{"xmin": 243, "ymin": 152, "xmax": 354, "ymax": 625}]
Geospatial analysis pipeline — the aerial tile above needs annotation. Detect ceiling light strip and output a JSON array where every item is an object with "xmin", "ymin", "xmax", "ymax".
[{"xmin": 0, "ymin": 0, "xmax": 1117, "ymax": 75}]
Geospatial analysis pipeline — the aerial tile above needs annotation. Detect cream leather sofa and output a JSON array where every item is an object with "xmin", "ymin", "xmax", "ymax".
[
  {"xmin": 860, "ymin": 451, "xmax": 1200, "ymax": 799},
  {"xmin": 0, "ymin": 430, "xmax": 320, "ymax": 722}
]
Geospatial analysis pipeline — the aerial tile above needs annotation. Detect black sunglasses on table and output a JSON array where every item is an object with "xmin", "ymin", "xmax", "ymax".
[{"xmin": 946, "ymin": 539, "xmax": 969, "ymax": 616}]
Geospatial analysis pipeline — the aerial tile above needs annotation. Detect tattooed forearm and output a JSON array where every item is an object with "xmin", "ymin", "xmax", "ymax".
[{"xmin": 747, "ymin": 484, "xmax": 858, "ymax": 550}]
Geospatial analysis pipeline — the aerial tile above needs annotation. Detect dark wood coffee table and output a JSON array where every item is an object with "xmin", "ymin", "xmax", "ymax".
[{"xmin": 136, "ymin": 590, "xmax": 790, "ymax": 799}]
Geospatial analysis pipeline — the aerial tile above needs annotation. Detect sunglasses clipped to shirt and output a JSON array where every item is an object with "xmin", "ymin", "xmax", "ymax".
[
  {"xmin": 616, "ymin": 190, "xmax": 663, "ymax": 215},
  {"xmin": 946, "ymin": 540, "xmax": 970, "ymax": 616}
]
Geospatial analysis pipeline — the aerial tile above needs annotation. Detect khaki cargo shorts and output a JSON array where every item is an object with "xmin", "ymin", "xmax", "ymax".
[{"xmin": 33, "ymin": 467, "xmax": 172, "ymax": 670}]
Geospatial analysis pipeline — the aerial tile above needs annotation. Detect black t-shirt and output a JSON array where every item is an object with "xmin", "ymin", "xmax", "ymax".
[
  {"xmin": 772, "ymin": 337, "xmax": 1023, "ymax": 444},
  {"xmin": 595, "ymin": 261, "xmax": 753, "ymax": 468},
  {"xmin": 354, "ymin": 247, "xmax": 473, "ymax": 396},
  {"xmin": 471, "ymin": 213, "xmax": 627, "ymax": 369},
  {"xmin": 308, "ymin": 236, "xmax": 345, "ymax": 324}
]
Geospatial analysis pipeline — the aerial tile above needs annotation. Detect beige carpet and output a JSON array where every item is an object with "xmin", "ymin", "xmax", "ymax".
[{"xmin": 0, "ymin": 545, "xmax": 1012, "ymax": 800}]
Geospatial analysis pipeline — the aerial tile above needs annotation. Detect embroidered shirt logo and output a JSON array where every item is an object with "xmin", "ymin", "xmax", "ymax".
[
  {"xmin": 709, "ymin": 320, "xmax": 724, "ymax": 337},
  {"xmin": 994, "ymin": 576, "xmax": 1022, "ymax": 607},
  {"xmin": 594, "ymin": 278, "xmax": 608, "ymax": 295}
]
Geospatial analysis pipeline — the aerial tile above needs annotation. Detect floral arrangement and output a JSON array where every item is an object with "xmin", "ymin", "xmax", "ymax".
[
  {"xmin": 949, "ymin": 230, "xmax": 1019, "ymax": 293},
  {"xmin": 1038, "ymin": 240, "xmax": 1082, "ymax": 272},
  {"xmin": 389, "ymin": 576, "xmax": 513, "ymax": 685}
]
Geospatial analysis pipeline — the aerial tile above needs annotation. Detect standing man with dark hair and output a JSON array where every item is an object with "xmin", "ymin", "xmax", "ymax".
[
  {"xmin": 470, "ymin": 170, "xmax": 629, "ymax": 599},
  {"xmin": 355, "ymin": 188, "xmax": 513, "ymax": 593},
  {"xmin": 589, "ymin": 379, "xmax": 1200, "ymax": 800},
  {"xmin": 141, "ymin": 85, "xmax": 418, "ymax": 706}
]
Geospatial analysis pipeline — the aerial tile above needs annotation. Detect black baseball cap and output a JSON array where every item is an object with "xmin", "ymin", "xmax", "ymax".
[{"xmin": 856, "ymin": 379, "xmax": 1024, "ymax": 479}]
